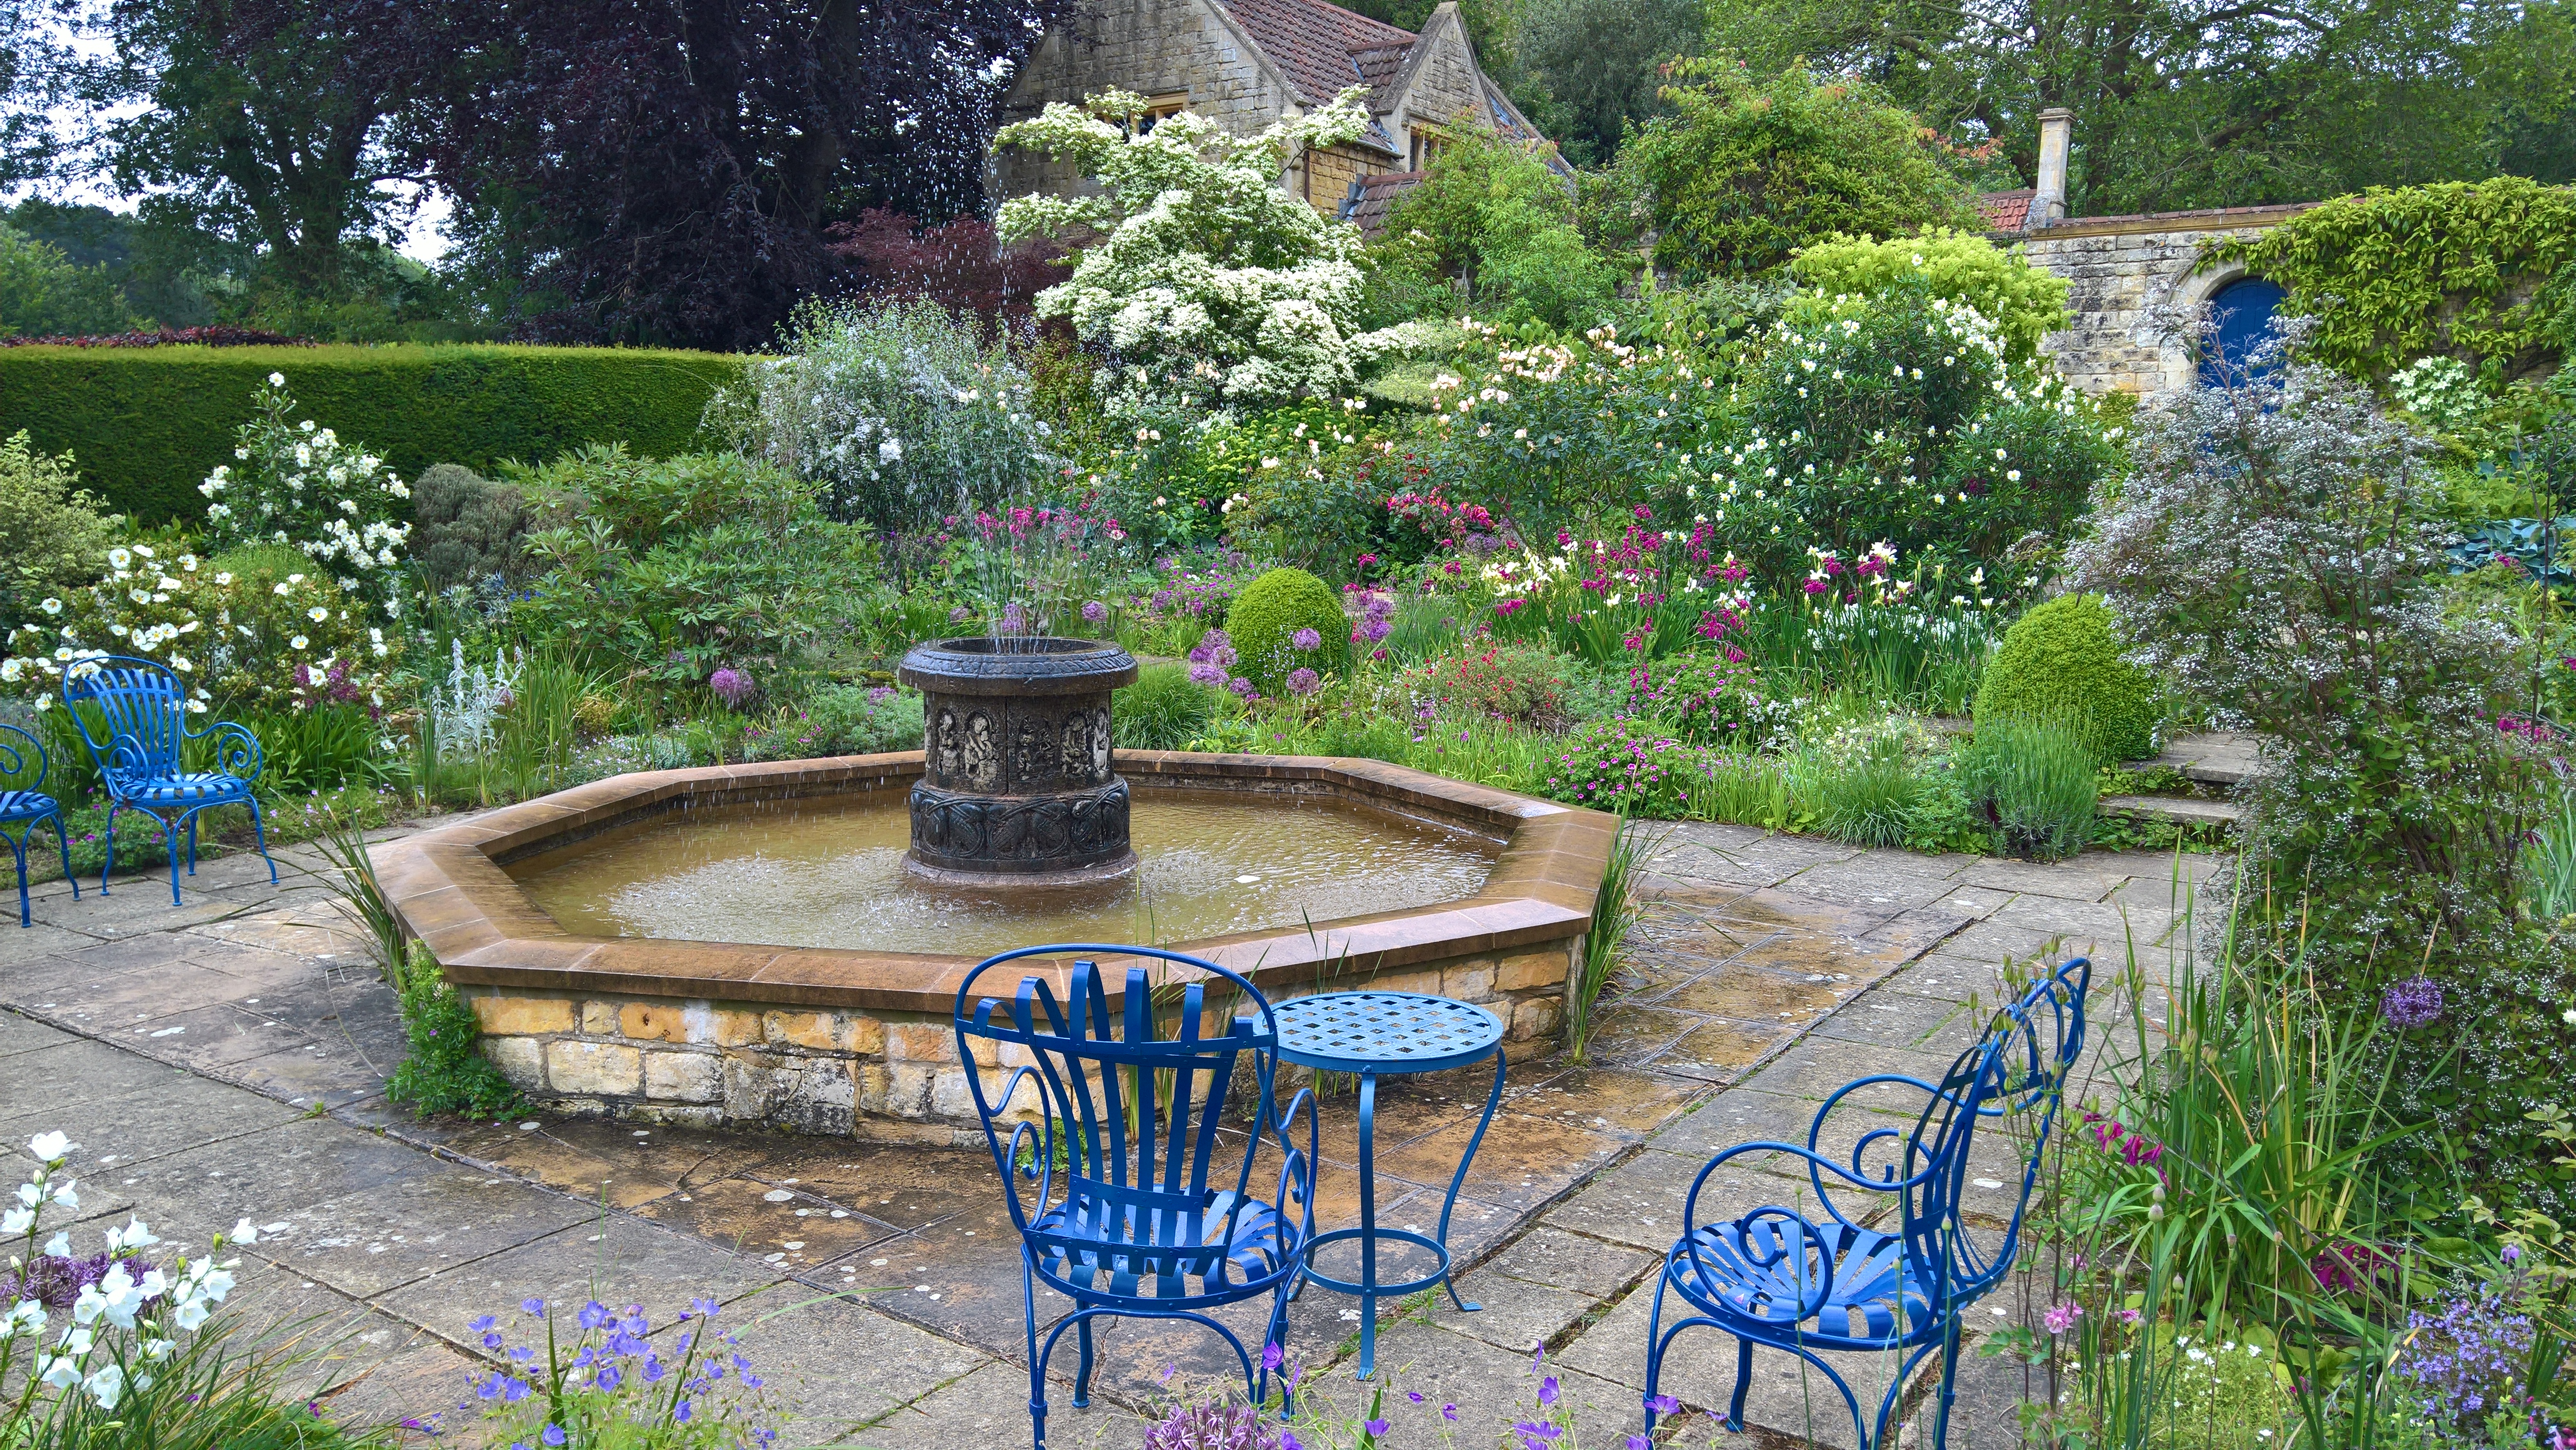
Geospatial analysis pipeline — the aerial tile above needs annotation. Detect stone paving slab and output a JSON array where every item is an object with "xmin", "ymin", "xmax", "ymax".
[{"xmin": 0, "ymin": 818, "xmax": 2216, "ymax": 1448}]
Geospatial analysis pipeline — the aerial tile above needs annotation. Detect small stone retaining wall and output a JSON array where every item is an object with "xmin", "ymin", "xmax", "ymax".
[{"xmin": 376, "ymin": 751, "xmax": 1613, "ymax": 1145}]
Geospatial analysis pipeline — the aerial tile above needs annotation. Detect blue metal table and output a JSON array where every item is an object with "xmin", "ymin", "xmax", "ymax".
[{"xmin": 1273, "ymin": 991, "xmax": 1508, "ymax": 1381}]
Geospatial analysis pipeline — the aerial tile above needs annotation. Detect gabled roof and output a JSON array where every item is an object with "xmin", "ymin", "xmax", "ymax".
[
  {"xmin": 1339, "ymin": 170, "xmax": 1426, "ymax": 237},
  {"xmin": 1215, "ymin": 0, "xmax": 1419, "ymax": 108}
]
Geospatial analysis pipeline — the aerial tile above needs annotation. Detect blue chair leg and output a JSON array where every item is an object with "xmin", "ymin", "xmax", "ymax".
[
  {"xmin": 243, "ymin": 793, "xmax": 280, "ymax": 886},
  {"xmin": 163, "ymin": 811, "xmax": 185, "ymax": 906},
  {"xmin": 1727, "ymin": 1336, "xmax": 1755, "ymax": 1432},
  {"xmin": 97, "ymin": 802, "xmax": 119, "ymax": 896},
  {"xmin": 1021, "ymin": 1262, "xmax": 1049, "ymax": 1450},
  {"xmin": 1072, "ymin": 1316, "xmax": 1096, "ymax": 1408},
  {"xmin": 6, "ymin": 828, "xmax": 27, "ymax": 928},
  {"xmin": 1924, "ymin": 1316, "xmax": 1965, "ymax": 1450},
  {"xmin": 49, "ymin": 812, "xmax": 77, "ymax": 902},
  {"xmin": 1643, "ymin": 1272, "xmax": 1672, "ymax": 1431},
  {"xmin": 186, "ymin": 812, "xmax": 199, "ymax": 875}
]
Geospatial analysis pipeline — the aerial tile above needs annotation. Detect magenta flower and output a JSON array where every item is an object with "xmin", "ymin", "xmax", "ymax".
[{"xmin": 2042, "ymin": 1302, "xmax": 2081, "ymax": 1334}]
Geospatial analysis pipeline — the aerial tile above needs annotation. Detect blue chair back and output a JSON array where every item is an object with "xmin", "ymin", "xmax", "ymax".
[
  {"xmin": 61, "ymin": 655, "xmax": 193, "ymax": 785},
  {"xmin": 1809, "ymin": 957, "xmax": 2088, "ymax": 1305},
  {"xmin": 954, "ymin": 944, "xmax": 1291, "ymax": 1302}
]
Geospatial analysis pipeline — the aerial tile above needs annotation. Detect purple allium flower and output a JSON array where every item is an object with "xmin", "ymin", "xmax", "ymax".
[
  {"xmin": 0, "ymin": 1252, "xmax": 156, "ymax": 1310},
  {"xmin": 949, "ymin": 605, "xmax": 971, "ymax": 622},
  {"xmin": 1228, "ymin": 676, "xmax": 1256, "ymax": 700},
  {"xmin": 709, "ymin": 668, "xmax": 754, "ymax": 709},
  {"xmin": 1287, "ymin": 668, "xmax": 1320, "ymax": 696},
  {"xmin": 2381, "ymin": 975, "xmax": 2443, "ymax": 1028},
  {"xmin": 1291, "ymin": 627, "xmax": 1322, "ymax": 651},
  {"xmin": 1143, "ymin": 1401, "xmax": 1282, "ymax": 1450},
  {"xmin": 1082, "ymin": 600, "xmax": 1108, "ymax": 624},
  {"xmin": 1000, "ymin": 602, "xmax": 1028, "ymax": 633}
]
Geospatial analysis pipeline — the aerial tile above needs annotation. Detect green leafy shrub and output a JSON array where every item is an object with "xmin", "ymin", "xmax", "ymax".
[
  {"xmin": 237, "ymin": 703, "xmax": 381, "ymax": 794},
  {"xmin": 1956, "ymin": 715, "xmax": 2098, "ymax": 860},
  {"xmin": 1789, "ymin": 227, "xmax": 2070, "ymax": 362},
  {"xmin": 742, "ymin": 684, "xmax": 924, "ymax": 761},
  {"xmin": 1972, "ymin": 593, "xmax": 2158, "ymax": 765},
  {"xmin": 0, "ymin": 429, "xmax": 117, "ymax": 624},
  {"xmin": 1540, "ymin": 717, "xmax": 1697, "ymax": 816},
  {"xmin": 1226, "ymin": 567, "xmax": 1349, "ymax": 693},
  {"xmin": 1371, "ymin": 125, "xmax": 1620, "ymax": 331},
  {"xmin": 197, "ymin": 373, "xmax": 410, "ymax": 619},
  {"xmin": 1615, "ymin": 59, "xmax": 1980, "ymax": 281},
  {"xmin": 2211, "ymin": 177, "xmax": 2576, "ymax": 384},
  {"xmin": 0, "ymin": 343, "xmax": 744, "ymax": 522},
  {"xmin": 410, "ymin": 463, "xmax": 531, "ymax": 593},
  {"xmin": 1412, "ymin": 643, "xmax": 1573, "ymax": 728},
  {"xmin": 1115, "ymin": 663, "xmax": 1216, "ymax": 750},
  {"xmin": 704, "ymin": 296, "xmax": 1051, "ymax": 529},
  {"xmin": 389, "ymin": 942, "xmax": 523, "ymax": 1120}
]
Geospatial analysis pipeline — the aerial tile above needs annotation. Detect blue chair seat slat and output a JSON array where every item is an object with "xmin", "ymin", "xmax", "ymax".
[
  {"xmin": 0, "ymin": 790, "xmax": 60, "ymax": 822},
  {"xmin": 1642, "ymin": 957, "xmax": 2090, "ymax": 1450},
  {"xmin": 955, "ymin": 944, "xmax": 1315, "ymax": 1450},
  {"xmin": 119, "ymin": 773, "xmax": 255, "ymax": 805}
]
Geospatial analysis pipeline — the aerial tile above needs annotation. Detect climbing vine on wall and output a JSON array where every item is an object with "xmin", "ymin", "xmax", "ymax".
[{"xmin": 2207, "ymin": 177, "xmax": 2576, "ymax": 386}]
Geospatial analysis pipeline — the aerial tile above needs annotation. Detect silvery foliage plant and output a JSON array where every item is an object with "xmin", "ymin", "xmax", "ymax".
[
  {"xmin": 1, "ymin": 1131, "xmax": 258, "ymax": 1427},
  {"xmin": 430, "ymin": 638, "xmax": 526, "ymax": 760},
  {"xmin": 706, "ymin": 296, "xmax": 1056, "ymax": 530}
]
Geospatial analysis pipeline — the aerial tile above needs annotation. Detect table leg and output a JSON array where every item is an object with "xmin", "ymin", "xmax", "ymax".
[
  {"xmin": 1434, "ymin": 1047, "xmax": 1507, "ymax": 1313},
  {"xmin": 1356, "ymin": 1070, "xmax": 1378, "ymax": 1381}
]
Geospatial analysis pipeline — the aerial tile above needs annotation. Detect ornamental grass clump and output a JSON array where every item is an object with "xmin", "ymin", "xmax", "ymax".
[
  {"xmin": 438, "ymin": 1293, "xmax": 779, "ymax": 1449},
  {"xmin": 1795, "ymin": 714, "xmax": 1924, "ymax": 847},
  {"xmin": 1116, "ymin": 662, "xmax": 1217, "ymax": 750},
  {"xmin": 1957, "ymin": 715, "xmax": 2098, "ymax": 861}
]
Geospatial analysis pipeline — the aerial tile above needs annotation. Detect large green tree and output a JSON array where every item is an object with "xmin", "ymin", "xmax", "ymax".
[
  {"xmin": 1514, "ymin": 0, "xmax": 1700, "ymax": 164},
  {"xmin": 1615, "ymin": 59, "xmax": 1980, "ymax": 279},
  {"xmin": 1702, "ymin": 0, "xmax": 2576, "ymax": 213}
]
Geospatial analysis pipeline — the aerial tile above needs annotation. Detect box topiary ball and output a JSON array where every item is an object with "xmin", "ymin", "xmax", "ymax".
[
  {"xmin": 1971, "ymin": 592, "xmax": 2157, "ymax": 764},
  {"xmin": 1226, "ymin": 567, "xmax": 1350, "ymax": 693}
]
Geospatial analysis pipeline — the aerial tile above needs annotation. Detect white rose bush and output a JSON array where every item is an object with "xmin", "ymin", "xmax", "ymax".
[
  {"xmin": 196, "ymin": 373, "xmax": 412, "ymax": 621},
  {"xmin": 0, "ymin": 1129, "xmax": 275, "ymax": 1442},
  {"xmin": 995, "ymin": 88, "xmax": 1423, "ymax": 411}
]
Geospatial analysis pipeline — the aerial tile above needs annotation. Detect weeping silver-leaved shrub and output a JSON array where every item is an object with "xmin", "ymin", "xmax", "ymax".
[{"xmin": 706, "ymin": 295, "xmax": 1055, "ymax": 529}]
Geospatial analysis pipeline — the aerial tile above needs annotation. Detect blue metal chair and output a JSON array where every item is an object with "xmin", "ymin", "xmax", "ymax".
[
  {"xmin": 0, "ymin": 723, "xmax": 79, "ymax": 926},
  {"xmin": 58, "ymin": 655, "xmax": 279, "ymax": 906},
  {"xmin": 955, "ymin": 944, "xmax": 1317, "ymax": 1450},
  {"xmin": 1643, "ymin": 957, "xmax": 2090, "ymax": 1450}
]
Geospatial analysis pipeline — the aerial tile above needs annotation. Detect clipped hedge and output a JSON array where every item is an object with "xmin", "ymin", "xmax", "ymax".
[{"xmin": 0, "ymin": 344, "xmax": 751, "ymax": 522}]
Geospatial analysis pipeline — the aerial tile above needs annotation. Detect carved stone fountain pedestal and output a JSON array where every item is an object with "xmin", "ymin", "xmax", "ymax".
[{"xmin": 896, "ymin": 637, "xmax": 1140, "ymax": 886}]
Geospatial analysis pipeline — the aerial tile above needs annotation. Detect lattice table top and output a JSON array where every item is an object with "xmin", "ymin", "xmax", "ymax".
[{"xmin": 1273, "ymin": 992, "xmax": 1506, "ymax": 1074}]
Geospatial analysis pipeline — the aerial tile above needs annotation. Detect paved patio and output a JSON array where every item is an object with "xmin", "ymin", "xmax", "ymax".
[{"xmin": 0, "ymin": 818, "xmax": 2224, "ymax": 1449}]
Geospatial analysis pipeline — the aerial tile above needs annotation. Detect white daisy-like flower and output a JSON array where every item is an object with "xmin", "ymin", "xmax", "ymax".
[{"xmin": 290, "ymin": 635, "xmax": 309, "ymax": 651}]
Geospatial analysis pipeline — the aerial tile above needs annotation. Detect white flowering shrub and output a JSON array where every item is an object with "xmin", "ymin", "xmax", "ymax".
[
  {"xmin": 995, "ymin": 88, "xmax": 1419, "ymax": 410},
  {"xmin": 1, "ymin": 542, "xmax": 397, "ymax": 714},
  {"xmin": 197, "ymin": 373, "xmax": 411, "ymax": 619},
  {"xmin": 1, "ymin": 1130, "xmax": 263, "ymax": 1437},
  {"xmin": 705, "ymin": 296, "xmax": 1055, "ymax": 528},
  {"xmin": 1700, "ymin": 276, "xmax": 2123, "ymax": 582}
]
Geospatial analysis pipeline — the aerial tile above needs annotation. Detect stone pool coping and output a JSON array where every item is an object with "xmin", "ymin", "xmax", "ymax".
[{"xmin": 377, "ymin": 751, "xmax": 1619, "ymax": 1018}]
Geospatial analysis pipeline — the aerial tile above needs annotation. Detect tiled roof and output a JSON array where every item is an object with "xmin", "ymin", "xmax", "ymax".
[
  {"xmin": 1340, "ymin": 170, "xmax": 1426, "ymax": 237},
  {"xmin": 1217, "ymin": 0, "xmax": 1420, "ymax": 107},
  {"xmin": 1977, "ymin": 189, "xmax": 2034, "ymax": 232}
]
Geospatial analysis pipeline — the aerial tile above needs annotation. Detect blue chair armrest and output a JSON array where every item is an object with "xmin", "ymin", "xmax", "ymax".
[
  {"xmin": 986, "ymin": 1065, "xmax": 1056, "ymax": 1234},
  {"xmin": 0, "ymin": 723, "xmax": 43, "ymax": 791},
  {"xmin": 193, "ymin": 720, "xmax": 264, "ymax": 784},
  {"xmin": 1273, "ymin": 1086, "xmax": 1322, "ymax": 1242}
]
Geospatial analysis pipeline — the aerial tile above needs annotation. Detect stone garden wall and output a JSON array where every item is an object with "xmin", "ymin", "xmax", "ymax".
[{"xmin": 2015, "ymin": 204, "xmax": 2310, "ymax": 396}]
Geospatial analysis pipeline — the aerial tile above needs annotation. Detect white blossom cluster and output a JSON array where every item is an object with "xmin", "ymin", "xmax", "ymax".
[
  {"xmin": 996, "ymin": 89, "xmax": 1430, "ymax": 411},
  {"xmin": 1, "ymin": 1131, "xmax": 256, "ymax": 1418},
  {"xmin": 197, "ymin": 374, "xmax": 410, "ymax": 618}
]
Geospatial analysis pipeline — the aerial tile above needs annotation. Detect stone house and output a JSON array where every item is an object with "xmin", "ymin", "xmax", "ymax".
[
  {"xmin": 992, "ymin": 0, "xmax": 1557, "ymax": 224},
  {"xmin": 1982, "ymin": 108, "xmax": 2313, "ymax": 396}
]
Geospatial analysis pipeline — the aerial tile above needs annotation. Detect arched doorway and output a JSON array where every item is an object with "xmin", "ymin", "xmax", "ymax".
[{"xmin": 2199, "ymin": 276, "xmax": 2285, "ymax": 386}]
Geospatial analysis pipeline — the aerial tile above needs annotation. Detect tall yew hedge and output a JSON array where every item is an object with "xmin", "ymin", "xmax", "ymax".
[{"xmin": 0, "ymin": 344, "xmax": 751, "ymax": 521}]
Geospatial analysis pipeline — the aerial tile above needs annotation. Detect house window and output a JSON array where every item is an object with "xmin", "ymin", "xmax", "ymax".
[
  {"xmin": 1138, "ymin": 93, "xmax": 1190, "ymax": 133},
  {"xmin": 1407, "ymin": 126, "xmax": 1449, "ymax": 173}
]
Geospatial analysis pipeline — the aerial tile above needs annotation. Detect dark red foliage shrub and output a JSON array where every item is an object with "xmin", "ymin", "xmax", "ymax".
[
  {"xmin": 1, "ymin": 326, "xmax": 315, "ymax": 349},
  {"xmin": 825, "ymin": 209, "xmax": 1068, "ymax": 326}
]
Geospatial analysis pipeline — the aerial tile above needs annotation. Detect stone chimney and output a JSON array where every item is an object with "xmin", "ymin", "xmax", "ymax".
[{"xmin": 2033, "ymin": 108, "xmax": 2072, "ymax": 228}]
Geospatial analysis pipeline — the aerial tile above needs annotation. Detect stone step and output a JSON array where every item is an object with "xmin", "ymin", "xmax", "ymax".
[
  {"xmin": 2101, "ymin": 794, "xmax": 2241, "ymax": 831},
  {"xmin": 2149, "ymin": 730, "xmax": 2258, "ymax": 787}
]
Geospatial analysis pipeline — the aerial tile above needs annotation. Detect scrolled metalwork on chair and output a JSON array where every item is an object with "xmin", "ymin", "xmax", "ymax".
[
  {"xmin": 0, "ymin": 722, "xmax": 79, "ymax": 926},
  {"xmin": 953, "ymin": 943, "xmax": 1317, "ymax": 1450},
  {"xmin": 58, "ymin": 654, "xmax": 280, "ymax": 906},
  {"xmin": 1641, "ymin": 957, "xmax": 2091, "ymax": 1450}
]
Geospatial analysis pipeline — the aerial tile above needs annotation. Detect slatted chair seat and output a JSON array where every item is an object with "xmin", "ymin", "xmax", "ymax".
[
  {"xmin": 1642, "ymin": 958, "xmax": 2090, "ymax": 1450},
  {"xmin": 115, "ymin": 773, "xmax": 257, "ymax": 806},
  {"xmin": 60, "ymin": 655, "xmax": 279, "ymax": 905},
  {"xmin": 956, "ymin": 943, "xmax": 1318, "ymax": 1450},
  {"xmin": 0, "ymin": 725, "xmax": 78, "ymax": 927}
]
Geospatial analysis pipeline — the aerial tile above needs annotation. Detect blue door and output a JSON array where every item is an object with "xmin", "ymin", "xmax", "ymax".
[{"xmin": 2200, "ymin": 277, "xmax": 2284, "ymax": 385}]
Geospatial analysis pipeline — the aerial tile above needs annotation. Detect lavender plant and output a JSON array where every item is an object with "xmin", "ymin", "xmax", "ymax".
[{"xmin": 437, "ymin": 1294, "xmax": 780, "ymax": 1449}]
